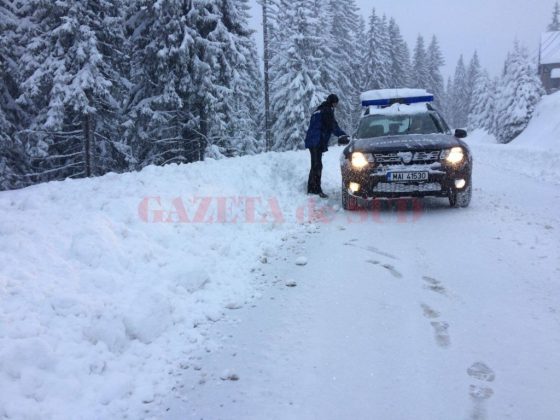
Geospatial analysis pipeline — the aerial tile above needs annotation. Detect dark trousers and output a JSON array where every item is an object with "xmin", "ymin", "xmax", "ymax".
[{"xmin": 307, "ymin": 147, "xmax": 323, "ymax": 194}]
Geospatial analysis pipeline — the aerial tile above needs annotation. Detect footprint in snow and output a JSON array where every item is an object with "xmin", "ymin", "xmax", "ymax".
[
  {"xmin": 366, "ymin": 246, "xmax": 398, "ymax": 260},
  {"xmin": 343, "ymin": 243, "xmax": 398, "ymax": 261},
  {"xmin": 430, "ymin": 321, "xmax": 451, "ymax": 348},
  {"xmin": 366, "ymin": 260, "xmax": 402, "ymax": 278},
  {"xmin": 467, "ymin": 362, "xmax": 496, "ymax": 382},
  {"xmin": 420, "ymin": 303, "xmax": 440, "ymax": 319},
  {"xmin": 423, "ymin": 276, "xmax": 447, "ymax": 296},
  {"xmin": 466, "ymin": 362, "xmax": 496, "ymax": 420}
]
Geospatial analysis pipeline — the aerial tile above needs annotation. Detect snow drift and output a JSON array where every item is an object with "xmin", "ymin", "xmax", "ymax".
[
  {"xmin": 465, "ymin": 91, "xmax": 560, "ymax": 185},
  {"xmin": 511, "ymin": 91, "xmax": 560, "ymax": 151},
  {"xmin": 0, "ymin": 151, "xmax": 325, "ymax": 419}
]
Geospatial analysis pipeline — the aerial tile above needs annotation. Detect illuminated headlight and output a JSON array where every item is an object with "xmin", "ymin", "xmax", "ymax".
[
  {"xmin": 349, "ymin": 182, "xmax": 361, "ymax": 193},
  {"xmin": 455, "ymin": 179, "xmax": 466, "ymax": 189},
  {"xmin": 444, "ymin": 147, "xmax": 464, "ymax": 164},
  {"xmin": 351, "ymin": 152, "xmax": 369, "ymax": 169}
]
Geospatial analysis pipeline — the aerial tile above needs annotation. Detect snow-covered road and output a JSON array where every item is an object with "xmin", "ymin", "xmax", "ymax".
[{"xmin": 166, "ymin": 144, "xmax": 560, "ymax": 420}]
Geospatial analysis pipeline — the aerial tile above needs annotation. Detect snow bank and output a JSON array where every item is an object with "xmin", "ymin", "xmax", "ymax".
[
  {"xmin": 0, "ymin": 151, "xmax": 318, "ymax": 419},
  {"xmin": 466, "ymin": 131, "xmax": 560, "ymax": 186},
  {"xmin": 511, "ymin": 91, "xmax": 560, "ymax": 151},
  {"xmin": 463, "ymin": 92, "xmax": 560, "ymax": 185}
]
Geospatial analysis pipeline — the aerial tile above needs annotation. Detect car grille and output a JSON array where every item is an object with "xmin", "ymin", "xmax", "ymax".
[
  {"xmin": 373, "ymin": 182, "xmax": 442, "ymax": 193},
  {"xmin": 374, "ymin": 151, "xmax": 441, "ymax": 164}
]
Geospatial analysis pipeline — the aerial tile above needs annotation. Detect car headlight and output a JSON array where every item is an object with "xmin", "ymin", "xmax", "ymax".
[
  {"xmin": 351, "ymin": 152, "xmax": 369, "ymax": 169},
  {"xmin": 444, "ymin": 147, "xmax": 464, "ymax": 164}
]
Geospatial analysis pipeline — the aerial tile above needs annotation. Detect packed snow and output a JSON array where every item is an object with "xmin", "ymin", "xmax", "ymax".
[{"xmin": 360, "ymin": 88, "xmax": 433, "ymax": 102}]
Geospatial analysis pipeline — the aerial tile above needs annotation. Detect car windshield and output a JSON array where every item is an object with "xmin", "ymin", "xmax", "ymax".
[{"xmin": 356, "ymin": 113, "xmax": 444, "ymax": 139}]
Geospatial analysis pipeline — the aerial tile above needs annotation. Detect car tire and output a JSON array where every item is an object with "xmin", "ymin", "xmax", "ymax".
[
  {"xmin": 342, "ymin": 185, "xmax": 359, "ymax": 211},
  {"xmin": 449, "ymin": 184, "xmax": 472, "ymax": 208}
]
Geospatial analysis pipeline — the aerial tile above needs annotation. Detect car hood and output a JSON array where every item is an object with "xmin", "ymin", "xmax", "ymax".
[{"xmin": 352, "ymin": 133, "xmax": 461, "ymax": 152}]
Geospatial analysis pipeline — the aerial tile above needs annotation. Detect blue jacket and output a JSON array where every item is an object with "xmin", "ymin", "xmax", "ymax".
[{"xmin": 304, "ymin": 102, "xmax": 346, "ymax": 151}]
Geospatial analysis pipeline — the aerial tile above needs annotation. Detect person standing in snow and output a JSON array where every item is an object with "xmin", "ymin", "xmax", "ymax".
[{"xmin": 304, "ymin": 94, "xmax": 348, "ymax": 198}]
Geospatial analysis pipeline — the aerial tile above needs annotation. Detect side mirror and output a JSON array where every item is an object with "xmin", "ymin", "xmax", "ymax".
[
  {"xmin": 455, "ymin": 129, "xmax": 467, "ymax": 139},
  {"xmin": 338, "ymin": 135, "xmax": 351, "ymax": 145}
]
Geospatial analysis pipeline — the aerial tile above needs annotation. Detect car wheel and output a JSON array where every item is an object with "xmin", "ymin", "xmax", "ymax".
[
  {"xmin": 449, "ymin": 184, "xmax": 472, "ymax": 208},
  {"xmin": 342, "ymin": 184, "xmax": 359, "ymax": 210}
]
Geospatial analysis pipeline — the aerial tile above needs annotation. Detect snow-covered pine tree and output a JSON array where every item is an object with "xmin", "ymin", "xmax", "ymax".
[
  {"xmin": 269, "ymin": 0, "xmax": 325, "ymax": 151},
  {"xmin": 466, "ymin": 52, "xmax": 481, "ymax": 122},
  {"xmin": 442, "ymin": 76, "xmax": 453, "ymax": 123},
  {"xmin": 124, "ymin": 0, "xmax": 199, "ymax": 169},
  {"xmin": 363, "ymin": 8, "xmax": 391, "ymax": 90},
  {"xmin": 449, "ymin": 55, "xmax": 469, "ymax": 128},
  {"xmin": 493, "ymin": 41, "xmax": 544, "ymax": 144},
  {"xmin": 411, "ymin": 35, "xmax": 430, "ymax": 89},
  {"xmin": 467, "ymin": 70, "xmax": 495, "ymax": 132},
  {"xmin": 212, "ymin": 0, "xmax": 263, "ymax": 156},
  {"xmin": 325, "ymin": 0, "xmax": 361, "ymax": 131},
  {"xmin": 18, "ymin": 0, "xmax": 126, "ymax": 181},
  {"xmin": 426, "ymin": 35, "xmax": 445, "ymax": 111},
  {"xmin": 387, "ymin": 18, "xmax": 411, "ymax": 89},
  {"xmin": 548, "ymin": 2, "xmax": 560, "ymax": 31},
  {"xmin": 0, "ymin": 0, "xmax": 27, "ymax": 190}
]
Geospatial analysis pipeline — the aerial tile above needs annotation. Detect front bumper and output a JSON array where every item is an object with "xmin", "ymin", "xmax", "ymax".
[{"xmin": 341, "ymin": 160, "xmax": 472, "ymax": 200}]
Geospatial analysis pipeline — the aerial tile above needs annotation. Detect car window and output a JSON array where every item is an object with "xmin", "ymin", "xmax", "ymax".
[{"xmin": 356, "ymin": 113, "xmax": 444, "ymax": 138}]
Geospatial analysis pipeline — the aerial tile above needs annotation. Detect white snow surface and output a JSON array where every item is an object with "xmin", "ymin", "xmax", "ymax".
[
  {"xmin": 511, "ymin": 91, "xmax": 560, "ymax": 150},
  {"xmin": 366, "ymin": 102, "xmax": 432, "ymax": 116},
  {"xmin": 2, "ymin": 111, "xmax": 560, "ymax": 419},
  {"xmin": 0, "ymin": 153, "xmax": 316, "ymax": 419},
  {"xmin": 163, "ymin": 130, "xmax": 560, "ymax": 420},
  {"xmin": 360, "ymin": 88, "xmax": 433, "ymax": 102}
]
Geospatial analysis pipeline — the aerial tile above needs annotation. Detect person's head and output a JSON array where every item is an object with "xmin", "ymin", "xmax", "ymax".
[{"xmin": 326, "ymin": 94, "xmax": 339, "ymax": 107}]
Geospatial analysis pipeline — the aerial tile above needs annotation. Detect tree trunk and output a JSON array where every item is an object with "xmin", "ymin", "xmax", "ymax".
[
  {"xmin": 83, "ymin": 113, "xmax": 93, "ymax": 177},
  {"xmin": 262, "ymin": 0, "xmax": 272, "ymax": 152}
]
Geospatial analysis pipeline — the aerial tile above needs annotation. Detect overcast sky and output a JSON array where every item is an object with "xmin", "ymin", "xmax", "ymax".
[{"xmin": 248, "ymin": 0, "xmax": 555, "ymax": 79}]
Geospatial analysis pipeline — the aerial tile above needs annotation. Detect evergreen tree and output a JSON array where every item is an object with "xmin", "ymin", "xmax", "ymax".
[
  {"xmin": 442, "ymin": 76, "xmax": 453, "ymax": 123},
  {"xmin": 467, "ymin": 70, "xmax": 495, "ymax": 132},
  {"xmin": 208, "ymin": 0, "xmax": 263, "ymax": 156},
  {"xmin": 388, "ymin": 18, "xmax": 411, "ymax": 89},
  {"xmin": 493, "ymin": 42, "xmax": 544, "ymax": 143},
  {"xmin": 0, "ymin": 0, "xmax": 27, "ymax": 190},
  {"xmin": 351, "ymin": 16, "xmax": 369, "ymax": 127},
  {"xmin": 548, "ymin": 2, "xmax": 560, "ymax": 31},
  {"xmin": 411, "ymin": 35, "xmax": 430, "ymax": 89},
  {"xmin": 363, "ymin": 8, "xmax": 391, "ymax": 90},
  {"xmin": 18, "ymin": 0, "xmax": 127, "ymax": 181},
  {"xmin": 449, "ymin": 55, "xmax": 469, "ymax": 128},
  {"xmin": 325, "ymin": 0, "xmax": 361, "ymax": 130},
  {"xmin": 125, "ymin": 0, "xmax": 205, "ymax": 165},
  {"xmin": 466, "ymin": 52, "xmax": 481, "ymax": 119},
  {"xmin": 269, "ymin": 0, "xmax": 325, "ymax": 151},
  {"xmin": 426, "ymin": 35, "xmax": 445, "ymax": 110}
]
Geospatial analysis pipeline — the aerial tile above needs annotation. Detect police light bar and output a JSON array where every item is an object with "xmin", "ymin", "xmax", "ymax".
[{"xmin": 360, "ymin": 89, "xmax": 434, "ymax": 108}]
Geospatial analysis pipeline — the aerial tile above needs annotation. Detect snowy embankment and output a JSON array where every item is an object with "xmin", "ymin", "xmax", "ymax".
[
  {"xmin": 0, "ymin": 152, "xmax": 322, "ymax": 419},
  {"xmin": 466, "ymin": 91, "xmax": 560, "ymax": 185}
]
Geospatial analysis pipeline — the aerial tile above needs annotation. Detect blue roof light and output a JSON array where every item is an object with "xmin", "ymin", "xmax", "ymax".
[{"xmin": 361, "ymin": 95, "xmax": 434, "ymax": 108}]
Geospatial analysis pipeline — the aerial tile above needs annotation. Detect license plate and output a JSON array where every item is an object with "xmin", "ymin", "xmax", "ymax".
[{"xmin": 387, "ymin": 171, "xmax": 429, "ymax": 182}]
